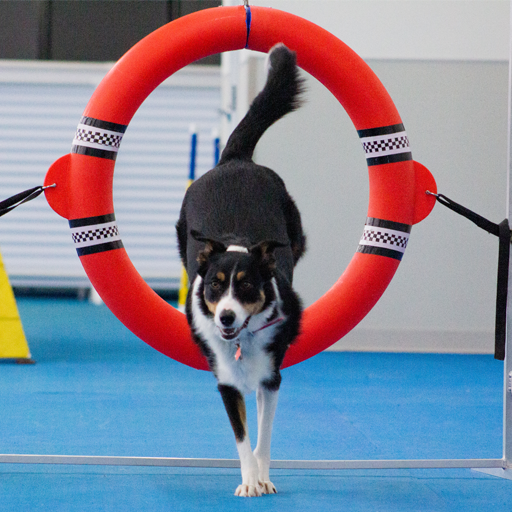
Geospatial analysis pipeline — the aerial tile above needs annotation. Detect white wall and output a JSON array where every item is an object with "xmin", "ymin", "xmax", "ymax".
[
  {"xmin": 0, "ymin": 62, "xmax": 221, "ymax": 290},
  {"xmin": 224, "ymin": 0, "xmax": 510, "ymax": 353},
  {"xmin": 245, "ymin": 0, "xmax": 509, "ymax": 61}
]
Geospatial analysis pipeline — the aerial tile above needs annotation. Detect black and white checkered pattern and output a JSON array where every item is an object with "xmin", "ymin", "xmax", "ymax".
[
  {"xmin": 358, "ymin": 123, "xmax": 412, "ymax": 166},
  {"xmin": 69, "ymin": 214, "xmax": 123, "ymax": 256},
  {"xmin": 74, "ymin": 128, "xmax": 123, "ymax": 149},
  {"xmin": 71, "ymin": 116, "xmax": 127, "ymax": 160},
  {"xmin": 71, "ymin": 224, "xmax": 120, "ymax": 244},
  {"xmin": 360, "ymin": 227, "xmax": 408, "ymax": 249},
  {"xmin": 357, "ymin": 217, "xmax": 411, "ymax": 261},
  {"xmin": 361, "ymin": 135, "xmax": 409, "ymax": 155}
]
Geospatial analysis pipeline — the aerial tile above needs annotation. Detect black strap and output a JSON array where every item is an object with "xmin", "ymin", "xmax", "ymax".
[
  {"xmin": 0, "ymin": 186, "xmax": 46, "ymax": 217},
  {"xmin": 495, "ymin": 219, "xmax": 510, "ymax": 360},
  {"xmin": 434, "ymin": 194, "xmax": 500, "ymax": 236},
  {"xmin": 432, "ymin": 193, "xmax": 510, "ymax": 360}
]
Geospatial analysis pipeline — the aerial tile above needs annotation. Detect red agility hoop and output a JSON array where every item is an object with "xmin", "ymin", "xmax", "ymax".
[{"xmin": 44, "ymin": 6, "xmax": 436, "ymax": 371}]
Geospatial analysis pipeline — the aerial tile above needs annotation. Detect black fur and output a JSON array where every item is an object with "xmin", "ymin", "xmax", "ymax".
[
  {"xmin": 185, "ymin": 284, "xmax": 217, "ymax": 372},
  {"xmin": 218, "ymin": 384, "xmax": 247, "ymax": 443},
  {"xmin": 218, "ymin": 45, "xmax": 304, "ymax": 164},
  {"xmin": 176, "ymin": 45, "xmax": 306, "ymax": 287},
  {"xmin": 262, "ymin": 274, "xmax": 302, "ymax": 390}
]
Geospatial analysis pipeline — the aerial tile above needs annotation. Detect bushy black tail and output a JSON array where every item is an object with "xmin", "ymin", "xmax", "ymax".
[{"xmin": 218, "ymin": 44, "xmax": 304, "ymax": 164}]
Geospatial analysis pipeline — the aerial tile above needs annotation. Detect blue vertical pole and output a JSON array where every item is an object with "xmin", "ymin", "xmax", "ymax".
[
  {"xmin": 212, "ymin": 129, "xmax": 220, "ymax": 166},
  {"xmin": 189, "ymin": 126, "xmax": 197, "ymax": 181}
]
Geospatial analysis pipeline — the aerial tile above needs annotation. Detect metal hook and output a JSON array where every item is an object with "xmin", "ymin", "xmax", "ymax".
[{"xmin": 426, "ymin": 190, "xmax": 439, "ymax": 198}]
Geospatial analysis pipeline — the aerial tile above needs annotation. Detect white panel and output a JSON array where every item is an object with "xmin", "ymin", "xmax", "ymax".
[
  {"xmin": 0, "ymin": 62, "xmax": 221, "ymax": 290},
  {"xmin": 243, "ymin": 0, "xmax": 510, "ymax": 61}
]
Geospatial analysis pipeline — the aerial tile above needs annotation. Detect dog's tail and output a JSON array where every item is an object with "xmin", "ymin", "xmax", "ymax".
[{"xmin": 218, "ymin": 44, "xmax": 304, "ymax": 164}]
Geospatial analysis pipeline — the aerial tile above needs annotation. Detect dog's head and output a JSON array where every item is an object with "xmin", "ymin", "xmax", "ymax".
[{"xmin": 192, "ymin": 230, "xmax": 285, "ymax": 341}]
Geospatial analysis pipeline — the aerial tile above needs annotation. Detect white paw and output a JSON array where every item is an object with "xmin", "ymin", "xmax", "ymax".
[
  {"xmin": 235, "ymin": 483, "xmax": 263, "ymax": 497},
  {"xmin": 259, "ymin": 480, "xmax": 277, "ymax": 494}
]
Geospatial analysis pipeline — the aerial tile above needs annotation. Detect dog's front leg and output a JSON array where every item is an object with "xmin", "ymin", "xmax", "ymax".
[
  {"xmin": 253, "ymin": 384, "xmax": 279, "ymax": 494},
  {"xmin": 218, "ymin": 384, "xmax": 262, "ymax": 497}
]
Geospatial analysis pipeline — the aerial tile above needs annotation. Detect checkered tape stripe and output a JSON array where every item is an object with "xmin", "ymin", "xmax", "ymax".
[
  {"xmin": 70, "ymin": 220, "xmax": 121, "ymax": 249},
  {"xmin": 72, "ymin": 123, "xmax": 124, "ymax": 153},
  {"xmin": 360, "ymin": 130, "xmax": 410, "ymax": 159},
  {"xmin": 359, "ymin": 224, "xmax": 409, "ymax": 254}
]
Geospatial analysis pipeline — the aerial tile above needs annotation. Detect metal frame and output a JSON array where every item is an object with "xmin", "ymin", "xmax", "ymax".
[
  {"xmin": 504, "ymin": 0, "xmax": 512, "ymax": 475},
  {"xmin": 0, "ymin": 454, "xmax": 507, "ymax": 471},
  {"xmin": 461, "ymin": 1, "xmax": 512, "ymax": 481},
  {"xmin": 2, "ymin": 7, "xmax": 512, "ymax": 481},
  {"xmin": 477, "ymin": 0, "xmax": 512, "ymax": 481}
]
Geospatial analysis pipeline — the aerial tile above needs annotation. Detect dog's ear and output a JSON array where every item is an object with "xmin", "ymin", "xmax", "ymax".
[
  {"xmin": 250, "ymin": 240, "xmax": 287, "ymax": 275},
  {"xmin": 192, "ymin": 230, "xmax": 227, "ymax": 277}
]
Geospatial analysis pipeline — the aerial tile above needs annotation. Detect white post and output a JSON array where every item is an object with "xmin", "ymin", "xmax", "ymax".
[{"xmin": 503, "ymin": 0, "xmax": 512, "ymax": 472}]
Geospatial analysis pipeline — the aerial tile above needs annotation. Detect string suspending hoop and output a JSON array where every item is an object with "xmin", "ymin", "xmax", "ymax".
[{"xmin": 43, "ymin": 5, "xmax": 436, "ymax": 371}]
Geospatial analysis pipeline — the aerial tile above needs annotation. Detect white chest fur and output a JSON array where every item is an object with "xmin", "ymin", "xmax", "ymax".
[{"xmin": 190, "ymin": 277, "xmax": 282, "ymax": 395}]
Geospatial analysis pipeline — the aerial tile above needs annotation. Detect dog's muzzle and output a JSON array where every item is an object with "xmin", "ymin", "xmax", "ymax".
[{"xmin": 218, "ymin": 315, "xmax": 251, "ymax": 341}]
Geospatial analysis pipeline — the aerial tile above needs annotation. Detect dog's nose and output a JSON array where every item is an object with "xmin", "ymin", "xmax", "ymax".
[{"xmin": 220, "ymin": 310, "xmax": 236, "ymax": 327}]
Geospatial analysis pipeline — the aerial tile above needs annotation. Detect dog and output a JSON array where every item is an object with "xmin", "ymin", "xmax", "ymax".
[{"xmin": 176, "ymin": 44, "xmax": 306, "ymax": 497}]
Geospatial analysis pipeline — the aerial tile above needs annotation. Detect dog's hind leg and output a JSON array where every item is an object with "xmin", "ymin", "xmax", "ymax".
[
  {"xmin": 218, "ymin": 384, "xmax": 263, "ymax": 497},
  {"xmin": 253, "ymin": 385, "xmax": 279, "ymax": 494}
]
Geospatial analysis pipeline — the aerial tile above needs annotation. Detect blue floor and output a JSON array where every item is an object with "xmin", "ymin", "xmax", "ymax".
[{"xmin": 1, "ymin": 298, "xmax": 511, "ymax": 511}]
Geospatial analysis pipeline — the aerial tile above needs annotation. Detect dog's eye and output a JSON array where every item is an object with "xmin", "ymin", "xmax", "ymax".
[
  {"xmin": 210, "ymin": 280, "xmax": 221, "ymax": 290},
  {"xmin": 240, "ymin": 281, "xmax": 253, "ymax": 290}
]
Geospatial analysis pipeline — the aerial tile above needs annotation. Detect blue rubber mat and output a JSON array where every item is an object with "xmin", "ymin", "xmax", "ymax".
[{"xmin": 0, "ymin": 298, "xmax": 510, "ymax": 511}]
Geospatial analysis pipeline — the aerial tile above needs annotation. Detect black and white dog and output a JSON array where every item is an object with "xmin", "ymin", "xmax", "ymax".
[{"xmin": 176, "ymin": 44, "xmax": 306, "ymax": 497}]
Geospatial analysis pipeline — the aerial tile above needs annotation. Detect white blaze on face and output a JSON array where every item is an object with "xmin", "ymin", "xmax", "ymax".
[{"xmin": 214, "ymin": 274, "xmax": 250, "ymax": 331}]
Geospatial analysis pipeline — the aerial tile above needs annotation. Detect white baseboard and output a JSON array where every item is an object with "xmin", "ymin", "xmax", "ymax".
[{"xmin": 326, "ymin": 328, "xmax": 495, "ymax": 354}]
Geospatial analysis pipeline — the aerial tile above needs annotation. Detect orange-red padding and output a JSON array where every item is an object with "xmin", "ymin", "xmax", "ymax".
[
  {"xmin": 81, "ymin": 250, "xmax": 208, "ymax": 370},
  {"xmin": 45, "ymin": 154, "xmax": 115, "ymax": 221},
  {"xmin": 283, "ymin": 254, "xmax": 399, "ymax": 368},
  {"xmin": 44, "ymin": 6, "xmax": 422, "ymax": 372}
]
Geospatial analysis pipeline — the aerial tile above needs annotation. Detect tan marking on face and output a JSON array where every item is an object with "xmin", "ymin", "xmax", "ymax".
[
  {"xmin": 236, "ymin": 271, "xmax": 246, "ymax": 281},
  {"xmin": 205, "ymin": 298, "xmax": 218, "ymax": 315},
  {"xmin": 242, "ymin": 290, "xmax": 266, "ymax": 316},
  {"xmin": 216, "ymin": 272, "xmax": 226, "ymax": 282}
]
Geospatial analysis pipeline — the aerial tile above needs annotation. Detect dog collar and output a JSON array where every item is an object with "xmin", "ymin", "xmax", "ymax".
[
  {"xmin": 233, "ymin": 311, "xmax": 284, "ymax": 361},
  {"xmin": 226, "ymin": 245, "xmax": 248, "ymax": 253},
  {"xmin": 251, "ymin": 315, "xmax": 284, "ymax": 333},
  {"xmin": 235, "ymin": 316, "xmax": 285, "ymax": 361}
]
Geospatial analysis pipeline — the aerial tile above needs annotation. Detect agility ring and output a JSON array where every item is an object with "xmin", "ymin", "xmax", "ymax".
[{"xmin": 44, "ymin": 5, "xmax": 436, "ymax": 371}]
